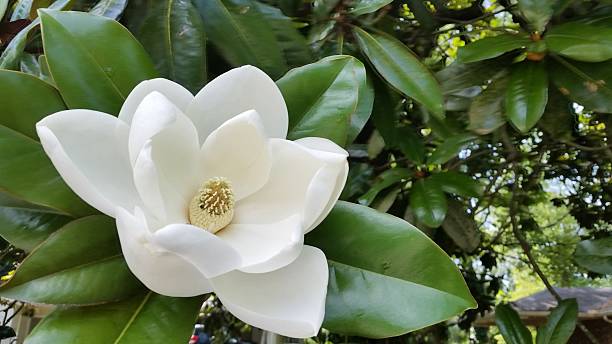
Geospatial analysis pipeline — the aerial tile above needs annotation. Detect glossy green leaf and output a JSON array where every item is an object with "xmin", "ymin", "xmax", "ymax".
[
  {"xmin": 25, "ymin": 292, "xmax": 204, "ymax": 343},
  {"xmin": 518, "ymin": 0, "xmax": 554, "ymax": 32},
  {"xmin": 193, "ymin": 0, "xmax": 288, "ymax": 78},
  {"xmin": 136, "ymin": 0, "xmax": 207, "ymax": 93},
  {"xmin": 0, "ymin": 125, "xmax": 94, "ymax": 217},
  {"xmin": 353, "ymin": 27, "xmax": 444, "ymax": 118},
  {"xmin": 441, "ymin": 199, "xmax": 481, "ymax": 252},
  {"xmin": 89, "ymin": 0, "xmax": 128, "ymax": 19},
  {"xmin": 538, "ymin": 88, "xmax": 574, "ymax": 140},
  {"xmin": 428, "ymin": 134, "xmax": 477, "ymax": 165},
  {"xmin": 10, "ymin": 0, "xmax": 34, "ymax": 20},
  {"xmin": 574, "ymin": 237, "xmax": 612, "ymax": 274},
  {"xmin": 495, "ymin": 304, "xmax": 532, "ymax": 344},
  {"xmin": 456, "ymin": 34, "xmax": 530, "ymax": 64},
  {"xmin": 410, "ymin": 179, "xmax": 448, "ymax": 228},
  {"xmin": 349, "ymin": 0, "xmax": 392, "ymax": 16},
  {"xmin": 306, "ymin": 202, "xmax": 476, "ymax": 338},
  {"xmin": 437, "ymin": 58, "xmax": 510, "ymax": 96},
  {"xmin": 358, "ymin": 168, "xmax": 411, "ymax": 206},
  {"xmin": 549, "ymin": 58, "xmax": 612, "ymax": 113},
  {"xmin": 0, "ymin": 192, "xmax": 71, "ymax": 252},
  {"xmin": 0, "ymin": 216, "xmax": 143, "ymax": 304},
  {"xmin": 505, "ymin": 61, "xmax": 549, "ymax": 132},
  {"xmin": 429, "ymin": 171, "xmax": 482, "ymax": 198},
  {"xmin": 277, "ymin": 55, "xmax": 374, "ymax": 147},
  {"xmin": 545, "ymin": 22, "xmax": 612, "ymax": 62},
  {"xmin": 19, "ymin": 53, "xmax": 41, "ymax": 76},
  {"xmin": 536, "ymin": 299, "xmax": 578, "ymax": 344},
  {"xmin": 396, "ymin": 127, "xmax": 426, "ymax": 163},
  {"xmin": 40, "ymin": 10, "xmax": 157, "ymax": 114},
  {"xmin": 0, "ymin": 70, "xmax": 65, "ymax": 138},
  {"xmin": 0, "ymin": 0, "xmax": 71, "ymax": 70},
  {"xmin": 0, "ymin": 0, "xmax": 8, "ymax": 19},
  {"xmin": 468, "ymin": 73, "xmax": 508, "ymax": 135}
]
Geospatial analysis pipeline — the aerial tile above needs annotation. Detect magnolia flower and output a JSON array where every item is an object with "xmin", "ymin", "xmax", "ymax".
[{"xmin": 36, "ymin": 66, "xmax": 348, "ymax": 337}]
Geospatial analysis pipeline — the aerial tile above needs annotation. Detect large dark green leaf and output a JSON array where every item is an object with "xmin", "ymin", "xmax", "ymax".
[
  {"xmin": 495, "ymin": 304, "xmax": 532, "ymax": 344},
  {"xmin": 468, "ymin": 73, "xmax": 508, "ymax": 135},
  {"xmin": 353, "ymin": 27, "xmax": 444, "ymax": 118},
  {"xmin": 277, "ymin": 55, "xmax": 373, "ymax": 147},
  {"xmin": 456, "ymin": 33, "xmax": 530, "ymax": 64},
  {"xmin": 358, "ymin": 168, "xmax": 411, "ymax": 206},
  {"xmin": 25, "ymin": 292, "xmax": 204, "ymax": 343},
  {"xmin": 0, "ymin": 216, "xmax": 143, "ymax": 304},
  {"xmin": 135, "ymin": 0, "xmax": 207, "ymax": 93},
  {"xmin": 0, "ymin": 192, "xmax": 71, "ymax": 252},
  {"xmin": 536, "ymin": 299, "xmax": 578, "ymax": 344},
  {"xmin": 549, "ymin": 58, "xmax": 612, "ymax": 113},
  {"xmin": 193, "ymin": 0, "xmax": 289, "ymax": 79},
  {"xmin": 436, "ymin": 58, "xmax": 510, "ymax": 96},
  {"xmin": 574, "ymin": 237, "xmax": 612, "ymax": 274},
  {"xmin": 428, "ymin": 134, "xmax": 477, "ymax": 165},
  {"xmin": 349, "ymin": 0, "xmax": 392, "ymax": 16},
  {"xmin": 40, "ymin": 10, "xmax": 157, "ymax": 114},
  {"xmin": 0, "ymin": 70, "xmax": 65, "ymax": 139},
  {"xmin": 518, "ymin": 0, "xmax": 554, "ymax": 32},
  {"xmin": 505, "ymin": 61, "xmax": 548, "ymax": 132},
  {"xmin": 441, "ymin": 199, "xmax": 480, "ymax": 252},
  {"xmin": 410, "ymin": 179, "xmax": 448, "ymax": 228},
  {"xmin": 0, "ymin": 0, "xmax": 71, "ymax": 69},
  {"xmin": 545, "ymin": 22, "xmax": 612, "ymax": 62},
  {"xmin": 429, "ymin": 171, "xmax": 482, "ymax": 198},
  {"xmin": 89, "ymin": 0, "xmax": 128, "ymax": 19},
  {"xmin": 306, "ymin": 202, "xmax": 476, "ymax": 338}
]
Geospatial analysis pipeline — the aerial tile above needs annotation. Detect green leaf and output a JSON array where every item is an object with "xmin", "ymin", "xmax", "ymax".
[
  {"xmin": 428, "ymin": 134, "xmax": 477, "ymax": 165},
  {"xmin": 545, "ymin": 22, "xmax": 612, "ymax": 62},
  {"xmin": 495, "ymin": 304, "xmax": 532, "ymax": 344},
  {"xmin": 429, "ymin": 171, "xmax": 482, "ymax": 198},
  {"xmin": 0, "ymin": 0, "xmax": 71, "ymax": 70},
  {"xmin": 0, "ymin": 70, "xmax": 65, "ymax": 139},
  {"xmin": 468, "ymin": 73, "xmax": 508, "ymax": 135},
  {"xmin": 358, "ymin": 168, "xmax": 411, "ymax": 206},
  {"xmin": 505, "ymin": 61, "xmax": 549, "ymax": 132},
  {"xmin": 193, "ymin": 0, "xmax": 289, "ymax": 79},
  {"xmin": 25, "ymin": 292, "xmax": 204, "ymax": 343},
  {"xmin": 456, "ymin": 33, "xmax": 530, "ymax": 64},
  {"xmin": 277, "ymin": 55, "xmax": 373, "ymax": 147},
  {"xmin": 0, "ymin": 216, "xmax": 143, "ymax": 304},
  {"xmin": 349, "ymin": 0, "xmax": 392, "ymax": 16},
  {"xmin": 410, "ymin": 179, "xmax": 448, "ymax": 228},
  {"xmin": 0, "ymin": 0, "xmax": 8, "ymax": 19},
  {"xmin": 10, "ymin": 0, "xmax": 34, "ymax": 20},
  {"xmin": 518, "ymin": 0, "xmax": 554, "ymax": 32},
  {"xmin": 549, "ymin": 58, "xmax": 612, "ymax": 113},
  {"xmin": 353, "ymin": 27, "xmax": 444, "ymax": 118},
  {"xmin": 0, "ymin": 192, "xmax": 71, "ymax": 252},
  {"xmin": 40, "ymin": 10, "xmax": 157, "ymax": 114},
  {"xmin": 436, "ymin": 58, "xmax": 511, "ymax": 96},
  {"xmin": 397, "ymin": 126, "xmax": 426, "ymax": 163},
  {"xmin": 135, "ymin": 0, "xmax": 207, "ymax": 93},
  {"xmin": 89, "ymin": 0, "xmax": 128, "ymax": 19},
  {"xmin": 536, "ymin": 299, "xmax": 578, "ymax": 344},
  {"xmin": 538, "ymin": 88, "xmax": 574, "ymax": 140},
  {"xmin": 306, "ymin": 202, "xmax": 476, "ymax": 338},
  {"xmin": 441, "ymin": 199, "xmax": 481, "ymax": 252},
  {"xmin": 574, "ymin": 237, "xmax": 612, "ymax": 274}
]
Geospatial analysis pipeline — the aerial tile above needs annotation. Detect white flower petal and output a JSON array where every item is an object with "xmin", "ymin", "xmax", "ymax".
[
  {"xmin": 116, "ymin": 207, "xmax": 212, "ymax": 297},
  {"xmin": 36, "ymin": 110, "xmax": 140, "ymax": 217},
  {"xmin": 217, "ymin": 215, "xmax": 303, "ymax": 273},
  {"xmin": 152, "ymin": 223, "xmax": 243, "ymax": 279},
  {"xmin": 233, "ymin": 139, "xmax": 347, "ymax": 232},
  {"xmin": 187, "ymin": 65, "xmax": 288, "ymax": 141},
  {"xmin": 210, "ymin": 246, "xmax": 328, "ymax": 338},
  {"xmin": 199, "ymin": 110, "xmax": 271, "ymax": 200},
  {"xmin": 119, "ymin": 78, "xmax": 193, "ymax": 125}
]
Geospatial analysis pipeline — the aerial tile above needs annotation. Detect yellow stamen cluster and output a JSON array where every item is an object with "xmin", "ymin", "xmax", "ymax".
[{"xmin": 189, "ymin": 177, "xmax": 234, "ymax": 233}]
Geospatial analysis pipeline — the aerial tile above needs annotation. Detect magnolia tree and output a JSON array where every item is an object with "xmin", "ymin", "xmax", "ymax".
[{"xmin": 0, "ymin": 0, "xmax": 610, "ymax": 343}]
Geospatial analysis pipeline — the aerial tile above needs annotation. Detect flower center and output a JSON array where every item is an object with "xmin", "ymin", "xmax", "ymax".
[{"xmin": 188, "ymin": 177, "xmax": 235, "ymax": 234}]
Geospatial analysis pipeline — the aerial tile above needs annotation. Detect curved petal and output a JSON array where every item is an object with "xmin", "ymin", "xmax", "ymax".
[
  {"xmin": 152, "ymin": 223, "xmax": 242, "ymax": 278},
  {"xmin": 129, "ymin": 92, "xmax": 201, "ymax": 225},
  {"xmin": 187, "ymin": 65, "xmax": 288, "ymax": 142},
  {"xmin": 199, "ymin": 110, "xmax": 271, "ymax": 200},
  {"xmin": 217, "ymin": 215, "xmax": 303, "ymax": 273},
  {"xmin": 36, "ymin": 110, "xmax": 140, "ymax": 217},
  {"xmin": 119, "ymin": 78, "xmax": 194, "ymax": 125},
  {"xmin": 296, "ymin": 138, "xmax": 349, "ymax": 232},
  {"xmin": 233, "ymin": 139, "xmax": 347, "ymax": 232},
  {"xmin": 210, "ymin": 246, "xmax": 328, "ymax": 338},
  {"xmin": 116, "ymin": 207, "xmax": 212, "ymax": 297}
]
